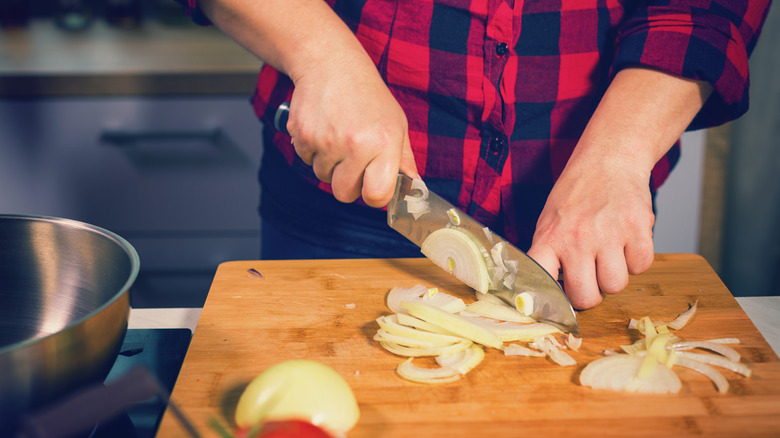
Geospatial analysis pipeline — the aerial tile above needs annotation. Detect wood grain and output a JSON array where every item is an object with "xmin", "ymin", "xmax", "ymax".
[{"xmin": 157, "ymin": 254, "xmax": 780, "ymax": 437}]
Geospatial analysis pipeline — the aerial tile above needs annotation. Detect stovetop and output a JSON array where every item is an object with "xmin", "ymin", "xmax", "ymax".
[{"xmin": 90, "ymin": 328, "xmax": 192, "ymax": 438}]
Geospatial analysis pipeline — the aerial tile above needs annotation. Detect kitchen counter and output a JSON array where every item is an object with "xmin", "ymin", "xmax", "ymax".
[{"xmin": 0, "ymin": 20, "xmax": 262, "ymax": 97}]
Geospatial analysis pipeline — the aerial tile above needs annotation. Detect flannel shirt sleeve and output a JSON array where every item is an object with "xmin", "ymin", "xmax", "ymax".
[
  {"xmin": 172, "ymin": 0, "xmax": 212, "ymax": 25},
  {"xmin": 613, "ymin": 1, "xmax": 772, "ymax": 129}
]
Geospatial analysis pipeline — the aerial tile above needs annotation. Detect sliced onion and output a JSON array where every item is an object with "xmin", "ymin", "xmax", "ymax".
[
  {"xmin": 637, "ymin": 333, "xmax": 671, "ymax": 379},
  {"xmin": 673, "ymin": 340, "xmax": 741, "ymax": 363},
  {"xmin": 461, "ymin": 316, "xmax": 561, "ymax": 342},
  {"xmin": 446, "ymin": 208, "xmax": 461, "ymax": 226},
  {"xmin": 503, "ymin": 343, "xmax": 545, "ymax": 357},
  {"xmin": 514, "ymin": 292, "xmax": 534, "ymax": 316},
  {"xmin": 395, "ymin": 312, "xmax": 458, "ymax": 336},
  {"xmin": 377, "ymin": 339, "xmax": 471, "ymax": 357},
  {"xmin": 706, "ymin": 338, "xmax": 741, "ymax": 345},
  {"xmin": 410, "ymin": 177, "xmax": 429, "ymax": 198},
  {"xmin": 401, "ymin": 301, "xmax": 503, "ymax": 349},
  {"xmin": 620, "ymin": 339, "xmax": 646, "ymax": 356},
  {"xmin": 420, "ymin": 227, "xmax": 491, "ymax": 294},
  {"xmin": 580, "ymin": 355, "xmax": 681, "ymax": 394},
  {"xmin": 396, "ymin": 358, "xmax": 461, "ymax": 384},
  {"xmin": 667, "ymin": 299, "xmax": 699, "ymax": 330},
  {"xmin": 482, "ymin": 227, "xmax": 495, "ymax": 246},
  {"xmin": 374, "ymin": 330, "xmax": 439, "ymax": 349},
  {"xmin": 675, "ymin": 351, "xmax": 751, "ymax": 377},
  {"xmin": 376, "ymin": 315, "xmax": 465, "ymax": 346},
  {"xmin": 435, "ymin": 344, "xmax": 485, "ymax": 374},
  {"xmin": 530, "ymin": 336, "xmax": 576, "ymax": 367},
  {"xmin": 475, "ymin": 290, "xmax": 506, "ymax": 305},
  {"xmin": 459, "ymin": 299, "xmax": 536, "ymax": 323},
  {"xmin": 386, "ymin": 284, "xmax": 466, "ymax": 314},
  {"xmin": 566, "ymin": 333, "xmax": 582, "ymax": 352},
  {"xmin": 674, "ymin": 355, "xmax": 729, "ymax": 394},
  {"xmin": 404, "ymin": 178, "xmax": 431, "ymax": 219}
]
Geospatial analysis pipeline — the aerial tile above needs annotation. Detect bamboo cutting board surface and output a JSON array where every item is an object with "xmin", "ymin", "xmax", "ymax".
[{"xmin": 157, "ymin": 254, "xmax": 780, "ymax": 437}]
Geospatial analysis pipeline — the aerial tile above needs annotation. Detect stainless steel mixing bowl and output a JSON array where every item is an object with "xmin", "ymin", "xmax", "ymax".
[{"xmin": 0, "ymin": 215, "xmax": 139, "ymax": 432}]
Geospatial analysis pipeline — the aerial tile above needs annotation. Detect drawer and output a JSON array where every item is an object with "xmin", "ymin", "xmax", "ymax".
[{"xmin": 0, "ymin": 96, "xmax": 265, "ymax": 307}]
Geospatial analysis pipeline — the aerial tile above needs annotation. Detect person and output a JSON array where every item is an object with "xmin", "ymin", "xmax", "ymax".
[{"xmin": 178, "ymin": 0, "xmax": 771, "ymax": 309}]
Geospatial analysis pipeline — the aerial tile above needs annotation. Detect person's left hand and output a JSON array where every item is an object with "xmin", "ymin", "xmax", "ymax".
[
  {"xmin": 526, "ymin": 157, "xmax": 655, "ymax": 309},
  {"xmin": 525, "ymin": 67, "xmax": 712, "ymax": 309}
]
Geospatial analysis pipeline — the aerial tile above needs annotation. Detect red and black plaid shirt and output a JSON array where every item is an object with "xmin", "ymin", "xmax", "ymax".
[{"xmin": 184, "ymin": 0, "xmax": 770, "ymax": 251}]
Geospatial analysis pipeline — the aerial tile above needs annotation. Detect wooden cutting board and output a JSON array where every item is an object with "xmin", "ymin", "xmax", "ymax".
[{"xmin": 157, "ymin": 254, "xmax": 780, "ymax": 437}]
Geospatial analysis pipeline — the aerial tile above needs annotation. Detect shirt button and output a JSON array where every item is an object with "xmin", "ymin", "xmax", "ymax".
[
  {"xmin": 490, "ymin": 136, "xmax": 504, "ymax": 152},
  {"xmin": 496, "ymin": 42, "xmax": 509, "ymax": 56}
]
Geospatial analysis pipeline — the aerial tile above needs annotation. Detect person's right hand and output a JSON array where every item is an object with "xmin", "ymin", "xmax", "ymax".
[
  {"xmin": 285, "ymin": 51, "xmax": 418, "ymax": 208},
  {"xmin": 198, "ymin": 0, "xmax": 417, "ymax": 208}
]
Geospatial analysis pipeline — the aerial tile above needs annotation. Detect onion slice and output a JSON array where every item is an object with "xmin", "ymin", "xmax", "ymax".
[
  {"xmin": 376, "ymin": 315, "xmax": 466, "ymax": 346},
  {"xmin": 675, "ymin": 351, "xmax": 751, "ymax": 377},
  {"xmin": 667, "ymin": 299, "xmax": 699, "ymax": 330},
  {"xmin": 673, "ymin": 340, "xmax": 741, "ymax": 363},
  {"xmin": 386, "ymin": 284, "xmax": 466, "ymax": 314},
  {"xmin": 460, "ymin": 316, "xmax": 561, "ymax": 342},
  {"xmin": 396, "ymin": 358, "xmax": 461, "ymax": 384},
  {"xmin": 566, "ymin": 333, "xmax": 582, "ymax": 352},
  {"xmin": 530, "ymin": 336, "xmax": 577, "ymax": 367},
  {"xmin": 421, "ymin": 227, "xmax": 491, "ymax": 294},
  {"xmin": 459, "ymin": 299, "xmax": 536, "ymax": 323},
  {"xmin": 404, "ymin": 178, "xmax": 432, "ymax": 219},
  {"xmin": 580, "ymin": 354, "xmax": 681, "ymax": 394},
  {"xmin": 674, "ymin": 355, "xmax": 729, "ymax": 394},
  {"xmin": 401, "ymin": 301, "xmax": 503, "ymax": 349},
  {"xmin": 377, "ymin": 339, "xmax": 472, "ymax": 357},
  {"xmin": 504, "ymin": 343, "xmax": 546, "ymax": 357},
  {"xmin": 435, "ymin": 344, "xmax": 485, "ymax": 374}
]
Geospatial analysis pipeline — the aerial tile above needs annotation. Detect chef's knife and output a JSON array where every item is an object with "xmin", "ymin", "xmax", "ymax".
[
  {"xmin": 273, "ymin": 103, "xmax": 579, "ymax": 334},
  {"xmin": 388, "ymin": 174, "xmax": 579, "ymax": 335}
]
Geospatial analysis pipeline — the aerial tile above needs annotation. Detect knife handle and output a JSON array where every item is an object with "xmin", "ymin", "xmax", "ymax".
[{"xmin": 274, "ymin": 101, "xmax": 291, "ymax": 135}]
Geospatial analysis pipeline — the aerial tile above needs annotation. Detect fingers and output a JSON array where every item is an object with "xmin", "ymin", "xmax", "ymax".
[
  {"xmin": 560, "ymin": 254, "xmax": 603, "ymax": 310},
  {"xmin": 526, "ymin": 242, "xmax": 561, "ymax": 286},
  {"xmin": 595, "ymin": 244, "xmax": 629, "ymax": 295},
  {"xmin": 625, "ymin": 232, "xmax": 655, "ymax": 275}
]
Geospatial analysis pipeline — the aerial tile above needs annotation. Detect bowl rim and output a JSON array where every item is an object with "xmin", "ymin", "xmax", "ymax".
[{"xmin": 0, "ymin": 214, "xmax": 140, "ymax": 354}]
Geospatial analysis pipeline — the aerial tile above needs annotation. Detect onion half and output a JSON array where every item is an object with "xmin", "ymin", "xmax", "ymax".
[{"xmin": 420, "ymin": 227, "xmax": 491, "ymax": 294}]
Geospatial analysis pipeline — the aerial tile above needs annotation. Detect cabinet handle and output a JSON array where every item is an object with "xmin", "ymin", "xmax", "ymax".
[
  {"xmin": 100, "ymin": 128, "xmax": 223, "ymax": 147},
  {"xmin": 99, "ymin": 128, "xmax": 250, "ymax": 169}
]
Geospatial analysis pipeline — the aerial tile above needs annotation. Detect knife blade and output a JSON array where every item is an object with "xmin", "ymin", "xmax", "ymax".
[{"xmin": 388, "ymin": 174, "xmax": 579, "ymax": 335}]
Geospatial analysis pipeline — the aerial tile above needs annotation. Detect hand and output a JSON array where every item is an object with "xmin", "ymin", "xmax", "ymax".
[
  {"xmin": 197, "ymin": 0, "xmax": 418, "ymax": 208},
  {"xmin": 526, "ymin": 68, "xmax": 712, "ymax": 309},
  {"xmin": 287, "ymin": 59, "xmax": 418, "ymax": 207},
  {"xmin": 527, "ymin": 158, "xmax": 655, "ymax": 309}
]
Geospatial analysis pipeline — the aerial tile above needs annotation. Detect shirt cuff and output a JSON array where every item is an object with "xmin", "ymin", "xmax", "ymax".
[{"xmin": 612, "ymin": 6, "xmax": 755, "ymax": 130}]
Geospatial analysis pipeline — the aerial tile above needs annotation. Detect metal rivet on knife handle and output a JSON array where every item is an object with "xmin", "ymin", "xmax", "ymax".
[{"xmin": 274, "ymin": 101, "xmax": 291, "ymax": 135}]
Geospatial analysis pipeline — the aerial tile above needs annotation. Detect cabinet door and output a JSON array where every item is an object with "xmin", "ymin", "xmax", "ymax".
[{"xmin": 0, "ymin": 97, "xmax": 264, "ymax": 307}]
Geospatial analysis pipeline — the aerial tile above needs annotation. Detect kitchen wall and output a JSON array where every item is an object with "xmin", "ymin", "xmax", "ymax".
[
  {"xmin": 654, "ymin": 130, "xmax": 706, "ymax": 254},
  {"xmin": 721, "ymin": 3, "xmax": 780, "ymax": 297}
]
